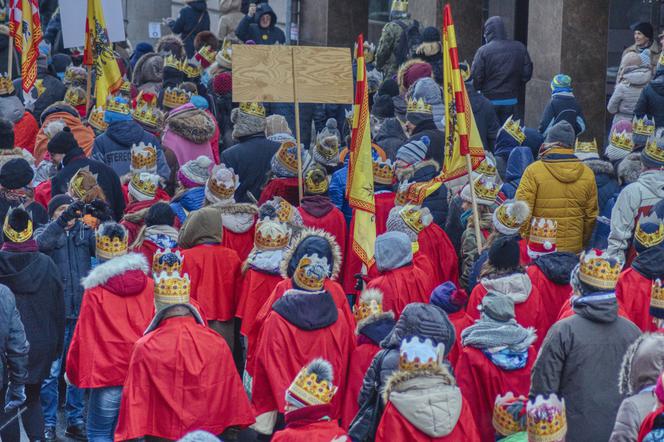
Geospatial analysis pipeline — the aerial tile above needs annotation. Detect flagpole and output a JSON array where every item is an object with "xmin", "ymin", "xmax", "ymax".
[
  {"xmin": 465, "ymin": 153, "xmax": 483, "ymax": 253},
  {"xmin": 7, "ymin": 35, "xmax": 13, "ymax": 81},
  {"xmin": 290, "ymin": 48, "xmax": 304, "ymax": 203},
  {"xmin": 85, "ymin": 65, "xmax": 92, "ymax": 113}
]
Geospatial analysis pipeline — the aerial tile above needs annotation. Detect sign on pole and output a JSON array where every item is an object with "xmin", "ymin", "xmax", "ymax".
[{"xmin": 60, "ymin": 0, "xmax": 125, "ymax": 49}]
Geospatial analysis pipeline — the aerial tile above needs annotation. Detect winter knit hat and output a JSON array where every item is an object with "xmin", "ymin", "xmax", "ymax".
[
  {"xmin": 265, "ymin": 115, "xmax": 292, "ymax": 138},
  {"xmin": 489, "ymin": 235, "xmax": 520, "ymax": 270},
  {"xmin": 68, "ymin": 168, "xmax": 106, "ymax": 202},
  {"xmin": 633, "ymin": 115, "xmax": 656, "ymax": 150},
  {"xmin": 634, "ymin": 213, "xmax": 664, "ymax": 253},
  {"xmin": 492, "ymin": 200, "xmax": 530, "ymax": 235},
  {"xmin": 480, "ymin": 292, "xmax": 516, "ymax": 322},
  {"xmin": 400, "ymin": 61, "xmax": 432, "ymax": 93},
  {"xmin": 544, "ymin": 120, "xmax": 575, "ymax": 148},
  {"xmin": 526, "ymin": 395, "xmax": 567, "ymax": 442},
  {"xmin": 643, "ymin": 129, "xmax": 664, "ymax": 168},
  {"xmin": 145, "ymin": 202, "xmax": 175, "ymax": 227},
  {"xmin": 493, "ymin": 392, "xmax": 528, "ymax": 437},
  {"xmin": 406, "ymin": 78, "xmax": 441, "ymax": 126},
  {"xmin": 303, "ymin": 165, "xmax": 329, "ymax": 196},
  {"xmin": 231, "ymin": 102, "xmax": 266, "ymax": 139},
  {"xmin": 422, "ymin": 26, "xmax": 441, "ymax": 43},
  {"xmin": 528, "ymin": 217, "xmax": 558, "ymax": 258},
  {"xmin": 292, "ymin": 253, "xmax": 329, "ymax": 292},
  {"xmin": 0, "ymin": 158, "xmax": 33, "ymax": 189},
  {"xmin": 3, "ymin": 207, "xmax": 32, "ymax": 243},
  {"xmin": 607, "ymin": 119, "xmax": 635, "ymax": 161},
  {"xmin": 430, "ymin": 281, "xmax": 468, "ymax": 314},
  {"xmin": 461, "ymin": 175, "xmax": 500, "ymax": 206},
  {"xmin": 550, "ymin": 74, "xmax": 572, "ymax": 93},
  {"xmin": 398, "ymin": 336, "xmax": 445, "ymax": 371},
  {"xmin": 47, "ymin": 126, "xmax": 78, "ymax": 154},
  {"xmin": 371, "ymin": 94, "xmax": 395, "ymax": 119},
  {"xmin": 634, "ymin": 22, "xmax": 655, "ymax": 41},
  {"xmin": 314, "ymin": 122, "xmax": 341, "ymax": 167},
  {"xmin": 375, "ymin": 231, "xmax": 412, "ymax": 273},
  {"xmin": 574, "ymin": 138, "xmax": 600, "ymax": 160},
  {"xmin": 48, "ymin": 194, "xmax": 74, "ymax": 219},
  {"xmin": 212, "ymin": 72, "xmax": 232, "ymax": 96},
  {"xmin": 386, "ymin": 204, "xmax": 433, "ymax": 243},
  {"xmin": 396, "ymin": 136, "xmax": 429, "ymax": 165},
  {"xmin": 177, "ymin": 431, "xmax": 220, "ymax": 442},
  {"xmin": 177, "ymin": 155, "xmax": 213, "ymax": 188},
  {"xmin": 128, "ymin": 172, "xmax": 160, "ymax": 202},
  {"xmin": 205, "ymin": 163, "xmax": 239, "ymax": 205},
  {"xmin": 271, "ymin": 140, "xmax": 313, "ymax": 178},
  {"xmin": 285, "ymin": 359, "xmax": 338, "ymax": 410}
]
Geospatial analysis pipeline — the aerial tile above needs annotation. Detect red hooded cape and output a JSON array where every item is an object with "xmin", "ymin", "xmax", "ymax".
[
  {"xmin": 222, "ymin": 225, "xmax": 256, "ymax": 262},
  {"xmin": 273, "ymin": 405, "xmax": 349, "ymax": 442},
  {"xmin": 519, "ymin": 239, "xmax": 531, "ymax": 266},
  {"xmin": 181, "ymin": 244, "xmax": 241, "ymax": 322},
  {"xmin": 341, "ymin": 341, "xmax": 380, "ymax": 429},
  {"xmin": 66, "ymin": 261, "xmax": 154, "ymax": 388},
  {"xmin": 34, "ymin": 180, "xmax": 51, "ymax": 209},
  {"xmin": 366, "ymin": 263, "xmax": 436, "ymax": 319},
  {"xmin": 446, "ymin": 310, "xmax": 474, "ymax": 368},
  {"xmin": 237, "ymin": 268, "xmax": 284, "ymax": 336},
  {"xmin": 121, "ymin": 199, "xmax": 168, "ymax": 245},
  {"xmin": 616, "ymin": 268, "xmax": 659, "ymax": 332},
  {"xmin": 527, "ymin": 264, "xmax": 572, "ymax": 330},
  {"xmin": 418, "ymin": 224, "xmax": 459, "ymax": 286},
  {"xmin": 376, "ymin": 400, "xmax": 480, "ymax": 442},
  {"xmin": 298, "ymin": 204, "xmax": 347, "ymax": 261},
  {"xmin": 456, "ymin": 346, "xmax": 536, "ymax": 442},
  {"xmin": 114, "ymin": 316, "xmax": 254, "ymax": 441},
  {"xmin": 15, "ymin": 111, "xmax": 38, "ymax": 153},
  {"xmin": 258, "ymin": 177, "xmax": 300, "ymax": 206}
]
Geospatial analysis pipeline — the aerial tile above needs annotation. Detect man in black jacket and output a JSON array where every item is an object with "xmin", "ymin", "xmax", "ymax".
[
  {"xmin": 471, "ymin": 16, "xmax": 533, "ymax": 124},
  {"xmin": 236, "ymin": 3, "xmax": 285, "ymax": 45},
  {"xmin": 461, "ymin": 62, "xmax": 499, "ymax": 152},
  {"xmin": 166, "ymin": 0, "xmax": 210, "ymax": 58}
]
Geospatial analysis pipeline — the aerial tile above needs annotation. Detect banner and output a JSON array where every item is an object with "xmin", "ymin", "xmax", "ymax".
[{"xmin": 10, "ymin": 0, "xmax": 42, "ymax": 93}]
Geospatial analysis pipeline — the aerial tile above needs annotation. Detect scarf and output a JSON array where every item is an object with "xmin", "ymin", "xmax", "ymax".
[
  {"xmin": 461, "ymin": 316, "xmax": 536, "ymax": 354},
  {"xmin": 1, "ymin": 239, "xmax": 38, "ymax": 252},
  {"xmin": 247, "ymin": 249, "xmax": 284, "ymax": 274}
]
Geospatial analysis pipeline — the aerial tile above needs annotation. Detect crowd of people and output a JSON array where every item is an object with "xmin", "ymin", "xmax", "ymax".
[{"xmin": 2, "ymin": 0, "xmax": 664, "ymax": 441}]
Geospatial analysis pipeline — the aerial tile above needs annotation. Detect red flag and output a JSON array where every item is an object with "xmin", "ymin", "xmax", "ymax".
[{"xmin": 10, "ymin": 0, "xmax": 42, "ymax": 93}]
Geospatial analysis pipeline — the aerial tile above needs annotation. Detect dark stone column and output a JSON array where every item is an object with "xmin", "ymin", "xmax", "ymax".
[
  {"xmin": 525, "ymin": 0, "xmax": 609, "ymax": 141},
  {"xmin": 299, "ymin": 0, "xmax": 369, "ymax": 48},
  {"xmin": 447, "ymin": 0, "xmax": 483, "ymax": 64}
]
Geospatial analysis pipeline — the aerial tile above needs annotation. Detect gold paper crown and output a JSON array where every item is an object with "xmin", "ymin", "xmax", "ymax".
[
  {"xmin": 182, "ymin": 63, "xmax": 201, "ymax": 79},
  {"xmin": 208, "ymin": 165, "xmax": 238, "ymax": 200},
  {"xmin": 163, "ymin": 86, "xmax": 192, "ymax": 110},
  {"xmin": 106, "ymin": 95, "xmax": 131, "ymax": 115},
  {"xmin": 96, "ymin": 227, "xmax": 128, "ymax": 260},
  {"xmin": 473, "ymin": 176, "xmax": 500, "ymax": 202},
  {"xmin": 493, "ymin": 393, "xmax": 528, "ymax": 437},
  {"xmin": 254, "ymin": 218, "xmax": 291, "ymax": 250},
  {"xmin": 131, "ymin": 142, "xmax": 158, "ymax": 172},
  {"xmin": 164, "ymin": 54, "xmax": 185, "ymax": 71},
  {"xmin": 529, "ymin": 217, "xmax": 557, "ymax": 245},
  {"xmin": 635, "ymin": 215, "xmax": 664, "ymax": 249},
  {"xmin": 3, "ymin": 213, "xmax": 32, "ymax": 243},
  {"xmin": 64, "ymin": 65, "xmax": 87, "ymax": 86},
  {"xmin": 578, "ymin": 249, "xmax": 621, "ymax": 290},
  {"xmin": 152, "ymin": 249, "xmax": 184, "ymax": 275},
  {"xmin": 399, "ymin": 336, "xmax": 443, "ymax": 372},
  {"xmin": 88, "ymin": 106, "xmax": 108, "ymax": 132},
  {"xmin": 353, "ymin": 294, "xmax": 383, "ymax": 323},
  {"xmin": 0, "ymin": 73, "xmax": 15, "ymax": 96},
  {"xmin": 633, "ymin": 115, "xmax": 656, "ymax": 137},
  {"xmin": 391, "ymin": 0, "xmax": 408, "ymax": 13},
  {"xmin": 659, "ymin": 51, "xmax": 664, "ymax": 67},
  {"xmin": 651, "ymin": 279, "xmax": 664, "ymax": 311},
  {"xmin": 217, "ymin": 39, "xmax": 233, "ymax": 66},
  {"xmin": 276, "ymin": 199, "xmax": 296, "ymax": 223},
  {"xmin": 119, "ymin": 79, "xmax": 131, "ymax": 94},
  {"xmin": 610, "ymin": 129, "xmax": 634, "ymax": 151},
  {"xmin": 69, "ymin": 168, "xmax": 99, "ymax": 200},
  {"xmin": 502, "ymin": 116, "xmax": 526, "ymax": 145},
  {"xmin": 129, "ymin": 173, "xmax": 158, "ymax": 199},
  {"xmin": 154, "ymin": 271, "xmax": 190, "ymax": 305},
  {"xmin": 399, "ymin": 204, "xmax": 431, "ymax": 235},
  {"xmin": 304, "ymin": 167, "xmax": 329, "ymax": 195},
  {"xmin": 373, "ymin": 159, "xmax": 394, "ymax": 185},
  {"xmin": 132, "ymin": 101, "xmax": 164, "ymax": 130},
  {"xmin": 197, "ymin": 45, "xmax": 217, "ymax": 66},
  {"xmin": 574, "ymin": 138, "xmax": 598, "ymax": 154},
  {"xmin": 406, "ymin": 97, "xmax": 432, "ymax": 114},
  {"xmin": 239, "ymin": 102, "xmax": 266, "ymax": 118},
  {"xmin": 293, "ymin": 255, "xmax": 328, "ymax": 292},
  {"xmin": 275, "ymin": 141, "xmax": 300, "ymax": 174},
  {"xmin": 645, "ymin": 136, "xmax": 664, "ymax": 163},
  {"xmin": 288, "ymin": 361, "xmax": 338, "ymax": 406},
  {"xmin": 64, "ymin": 87, "xmax": 86, "ymax": 107},
  {"xmin": 475, "ymin": 158, "xmax": 497, "ymax": 177},
  {"xmin": 527, "ymin": 395, "xmax": 567, "ymax": 442},
  {"xmin": 495, "ymin": 202, "xmax": 528, "ymax": 231}
]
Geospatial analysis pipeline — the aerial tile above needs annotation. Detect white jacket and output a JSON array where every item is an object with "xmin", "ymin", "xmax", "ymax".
[{"xmin": 607, "ymin": 66, "xmax": 651, "ymax": 124}]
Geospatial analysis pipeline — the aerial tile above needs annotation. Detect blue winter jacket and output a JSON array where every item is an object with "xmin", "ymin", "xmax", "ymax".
[
  {"xmin": 170, "ymin": 187, "xmax": 206, "ymax": 224},
  {"xmin": 500, "ymin": 147, "xmax": 534, "ymax": 199}
]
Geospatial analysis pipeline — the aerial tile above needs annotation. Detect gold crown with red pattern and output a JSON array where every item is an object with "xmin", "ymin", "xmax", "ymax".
[
  {"xmin": 130, "ymin": 142, "xmax": 158, "ymax": 173},
  {"xmin": 651, "ymin": 279, "xmax": 664, "ymax": 311},
  {"xmin": 88, "ymin": 106, "xmax": 108, "ymax": 132},
  {"xmin": 119, "ymin": 78, "xmax": 132, "ymax": 94},
  {"xmin": 527, "ymin": 395, "xmax": 567, "ymax": 442},
  {"xmin": 399, "ymin": 336, "xmax": 444, "ymax": 371},
  {"xmin": 152, "ymin": 249, "xmax": 183, "ymax": 275},
  {"xmin": 474, "ymin": 157, "xmax": 497, "ymax": 177},
  {"xmin": 353, "ymin": 288, "xmax": 384, "ymax": 323},
  {"xmin": 254, "ymin": 218, "xmax": 291, "ymax": 250},
  {"xmin": 635, "ymin": 214, "xmax": 664, "ymax": 249},
  {"xmin": 164, "ymin": 54, "xmax": 185, "ymax": 71},
  {"xmin": 493, "ymin": 393, "xmax": 528, "ymax": 437},
  {"xmin": 133, "ymin": 92, "xmax": 164, "ymax": 130},
  {"xmin": 129, "ymin": 172, "xmax": 159, "ymax": 199},
  {"xmin": 239, "ymin": 102, "xmax": 266, "ymax": 118},
  {"xmin": 274, "ymin": 140, "xmax": 300, "ymax": 175},
  {"xmin": 0, "ymin": 73, "xmax": 15, "ymax": 96},
  {"xmin": 502, "ymin": 116, "xmax": 526, "ymax": 145},
  {"xmin": 64, "ymin": 86, "xmax": 86, "ymax": 107},
  {"xmin": 304, "ymin": 166, "xmax": 329, "ymax": 195},
  {"xmin": 3, "ymin": 209, "xmax": 32, "ymax": 244},
  {"xmin": 398, "ymin": 204, "xmax": 433, "ymax": 235},
  {"xmin": 286, "ymin": 359, "xmax": 338, "ymax": 407},
  {"xmin": 106, "ymin": 95, "xmax": 131, "ymax": 115},
  {"xmin": 406, "ymin": 97, "xmax": 432, "ymax": 114},
  {"xmin": 574, "ymin": 138, "xmax": 598, "ymax": 154},
  {"xmin": 195, "ymin": 45, "xmax": 217, "ymax": 68},
  {"xmin": 95, "ymin": 224, "xmax": 128, "ymax": 260},
  {"xmin": 633, "ymin": 115, "xmax": 656, "ymax": 137},
  {"xmin": 610, "ymin": 130, "xmax": 634, "ymax": 151},
  {"xmin": 373, "ymin": 159, "xmax": 395, "ymax": 185},
  {"xmin": 645, "ymin": 136, "xmax": 664, "ymax": 164},
  {"xmin": 163, "ymin": 86, "xmax": 192, "ymax": 110},
  {"xmin": 216, "ymin": 39, "xmax": 233, "ymax": 68},
  {"xmin": 207, "ymin": 164, "xmax": 239, "ymax": 200},
  {"xmin": 154, "ymin": 271, "xmax": 190, "ymax": 305},
  {"xmin": 293, "ymin": 254, "xmax": 329, "ymax": 292},
  {"xmin": 64, "ymin": 65, "xmax": 87, "ymax": 87},
  {"xmin": 578, "ymin": 249, "xmax": 621, "ymax": 290},
  {"xmin": 529, "ymin": 217, "xmax": 557, "ymax": 245}
]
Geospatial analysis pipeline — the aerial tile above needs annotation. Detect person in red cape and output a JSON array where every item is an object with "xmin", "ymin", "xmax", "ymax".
[
  {"xmin": 375, "ymin": 336, "xmax": 480, "ymax": 442},
  {"xmin": 429, "ymin": 282, "xmax": 472, "ymax": 368},
  {"xmin": 120, "ymin": 142, "xmax": 171, "ymax": 205},
  {"xmin": 456, "ymin": 292, "xmax": 537, "ymax": 441},
  {"xmin": 120, "ymin": 172, "xmax": 164, "ymax": 244},
  {"xmin": 204, "ymin": 163, "xmax": 258, "ymax": 262},
  {"xmin": 237, "ymin": 217, "xmax": 291, "ymax": 337},
  {"xmin": 258, "ymin": 139, "xmax": 313, "ymax": 206},
  {"xmin": 129, "ymin": 202, "xmax": 179, "ymax": 264},
  {"xmin": 250, "ymin": 251, "xmax": 355, "ymax": 437},
  {"xmin": 638, "ymin": 373, "xmax": 664, "ymax": 442},
  {"xmin": 272, "ymin": 358, "xmax": 348, "ymax": 442},
  {"xmin": 367, "ymin": 230, "xmax": 435, "ymax": 318},
  {"xmin": 66, "ymin": 223, "xmax": 154, "ymax": 441},
  {"xmin": 616, "ymin": 213, "xmax": 664, "ymax": 332},
  {"xmin": 525, "ymin": 216, "xmax": 578, "ymax": 329},
  {"xmin": 179, "ymin": 206, "xmax": 241, "ymax": 351},
  {"xmin": 298, "ymin": 165, "xmax": 347, "ymax": 259},
  {"xmin": 467, "ymin": 236, "xmax": 547, "ymax": 349},
  {"xmin": 114, "ymin": 270, "xmax": 254, "ymax": 441},
  {"xmin": 341, "ymin": 288, "xmax": 395, "ymax": 429}
]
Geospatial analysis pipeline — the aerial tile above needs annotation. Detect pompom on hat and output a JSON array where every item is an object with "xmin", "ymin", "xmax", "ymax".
[
  {"xmin": 177, "ymin": 155, "xmax": 213, "ymax": 188},
  {"xmin": 492, "ymin": 200, "xmax": 530, "ymax": 235},
  {"xmin": 205, "ymin": 163, "xmax": 239, "ymax": 205},
  {"xmin": 527, "ymin": 217, "xmax": 557, "ymax": 258},
  {"xmin": 285, "ymin": 359, "xmax": 338, "ymax": 411}
]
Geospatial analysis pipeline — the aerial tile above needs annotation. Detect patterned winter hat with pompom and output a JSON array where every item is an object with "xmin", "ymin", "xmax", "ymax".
[
  {"xmin": 493, "ymin": 200, "xmax": 530, "ymax": 236},
  {"xmin": 178, "ymin": 155, "xmax": 213, "ymax": 188}
]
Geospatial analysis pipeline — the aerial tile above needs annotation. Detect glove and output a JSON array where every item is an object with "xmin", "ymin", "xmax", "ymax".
[
  {"xmin": 88, "ymin": 199, "xmax": 113, "ymax": 222},
  {"xmin": 58, "ymin": 201, "xmax": 85, "ymax": 226},
  {"xmin": 4, "ymin": 383, "xmax": 25, "ymax": 413}
]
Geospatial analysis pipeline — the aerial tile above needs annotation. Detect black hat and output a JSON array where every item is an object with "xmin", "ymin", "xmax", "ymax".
[
  {"xmin": 145, "ymin": 202, "xmax": 176, "ymax": 227},
  {"xmin": 422, "ymin": 26, "xmax": 441, "ymax": 43},
  {"xmin": 371, "ymin": 94, "xmax": 395, "ymax": 119},
  {"xmin": 51, "ymin": 53, "xmax": 72, "ymax": 74},
  {"xmin": 378, "ymin": 79, "xmax": 399, "ymax": 98},
  {"xmin": 634, "ymin": 22, "xmax": 654, "ymax": 41},
  {"xmin": 0, "ymin": 118, "xmax": 14, "ymax": 150},
  {"xmin": 47, "ymin": 126, "xmax": 78, "ymax": 154},
  {"xmin": 48, "ymin": 194, "xmax": 74, "ymax": 219},
  {"xmin": 0, "ymin": 158, "xmax": 34, "ymax": 189},
  {"xmin": 488, "ymin": 235, "xmax": 520, "ymax": 270},
  {"xmin": 4, "ymin": 207, "xmax": 32, "ymax": 243}
]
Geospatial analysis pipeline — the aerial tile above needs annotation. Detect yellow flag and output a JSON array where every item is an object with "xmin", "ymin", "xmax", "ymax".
[{"xmin": 84, "ymin": 0, "xmax": 122, "ymax": 106}]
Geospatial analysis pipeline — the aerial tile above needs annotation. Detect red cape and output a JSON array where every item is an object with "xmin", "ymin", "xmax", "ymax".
[
  {"xmin": 34, "ymin": 180, "xmax": 51, "ymax": 209},
  {"xmin": 251, "ymin": 305, "xmax": 355, "ymax": 419},
  {"xmin": 121, "ymin": 199, "xmax": 168, "ymax": 245},
  {"xmin": 66, "ymin": 273, "xmax": 154, "ymax": 388},
  {"xmin": 638, "ymin": 405, "xmax": 664, "ymax": 442},
  {"xmin": 376, "ymin": 399, "xmax": 480, "ymax": 442},
  {"xmin": 341, "ymin": 341, "xmax": 380, "ymax": 429},
  {"xmin": 182, "ymin": 244, "xmax": 241, "ymax": 322},
  {"xmin": 133, "ymin": 240, "xmax": 179, "ymax": 268},
  {"xmin": 468, "ymin": 281, "xmax": 547, "ymax": 350},
  {"xmin": 258, "ymin": 177, "xmax": 300, "ymax": 207},
  {"xmin": 526, "ymin": 265, "xmax": 572, "ymax": 330},
  {"xmin": 273, "ymin": 406, "xmax": 349, "ymax": 442},
  {"xmin": 456, "ymin": 346, "xmax": 535, "ymax": 442},
  {"xmin": 616, "ymin": 268, "xmax": 659, "ymax": 332},
  {"xmin": 114, "ymin": 316, "xmax": 254, "ymax": 441},
  {"xmin": 298, "ymin": 205, "xmax": 347, "ymax": 261},
  {"xmin": 237, "ymin": 268, "xmax": 284, "ymax": 336},
  {"xmin": 375, "ymin": 192, "xmax": 396, "ymax": 234},
  {"xmin": 446, "ymin": 311, "xmax": 474, "ymax": 368},
  {"xmin": 418, "ymin": 224, "xmax": 459, "ymax": 286},
  {"xmin": 366, "ymin": 263, "xmax": 436, "ymax": 318},
  {"xmin": 222, "ymin": 225, "xmax": 256, "ymax": 262},
  {"xmin": 15, "ymin": 111, "xmax": 38, "ymax": 154}
]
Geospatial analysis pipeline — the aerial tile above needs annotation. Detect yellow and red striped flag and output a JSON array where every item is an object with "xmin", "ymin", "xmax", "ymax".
[
  {"xmin": 441, "ymin": 3, "xmax": 485, "ymax": 187},
  {"xmin": 346, "ymin": 34, "xmax": 376, "ymax": 269},
  {"xmin": 84, "ymin": 0, "xmax": 122, "ymax": 106},
  {"xmin": 9, "ymin": 0, "xmax": 42, "ymax": 93}
]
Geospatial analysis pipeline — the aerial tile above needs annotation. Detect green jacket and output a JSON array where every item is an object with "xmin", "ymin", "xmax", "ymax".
[{"xmin": 376, "ymin": 19, "xmax": 412, "ymax": 78}]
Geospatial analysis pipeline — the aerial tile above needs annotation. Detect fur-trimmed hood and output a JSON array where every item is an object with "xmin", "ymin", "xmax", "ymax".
[
  {"xmin": 619, "ymin": 333, "xmax": 664, "ymax": 395},
  {"xmin": 584, "ymin": 158, "xmax": 616, "ymax": 178},
  {"xmin": 166, "ymin": 106, "xmax": 216, "ymax": 144},
  {"xmin": 383, "ymin": 366, "xmax": 462, "ymax": 438},
  {"xmin": 280, "ymin": 228, "xmax": 342, "ymax": 280},
  {"xmin": 82, "ymin": 253, "xmax": 149, "ymax": 290},
  {"xmin": 395, "ymin": 158, "xmax": 440, "ymax": 184},
  {"xmin": 618, "ymin": 152, "xmax": 643, "ymax": 185},
  {"xmin": 480, "ymin": 270, "xmax": 532, "ymax": 304},
  {"xmin": 397, "ymin": 58, "xmax": 428, "ymax": 93},
  {"xmin": 209, "ymin": 202, "xmax": 258, "ymax": 234}
]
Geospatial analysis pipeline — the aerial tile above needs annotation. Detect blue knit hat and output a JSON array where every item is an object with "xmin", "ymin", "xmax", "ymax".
[
  {"xmin": 430, "ymin": 281, "xmax": 468, "ymax": 314},
  {"xmin": 396, "ymin": 136, "xmax": 430, "ymax": 165},
  {"xmin": 550, "ymin": 74, "xmax": 572, "ymax": 93},
  {"xmin": 104, "ymin": 96, "xmax": 132, "ymax": 124}
]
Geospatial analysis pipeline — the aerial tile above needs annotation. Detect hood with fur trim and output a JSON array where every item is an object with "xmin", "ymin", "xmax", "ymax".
[
  {"xmin": 209, "ymin": 202, "xmax": 258, "ymax": 234},
  {"xmin": 397, "ymin": 58, "xmax": 429, "ymax": 93},
  {"xmin": 480, "ymin": 271, "xmax": 532, "ymax": 304},
  {"xmin": 280, "ymin": 228, "xmax": 342, "ymax": 280},
  {"xmin": 383, "ymin": 367, "xmax": 462, "ymax": 438},
  {"xmin": 584, "ymin": 158, "xmax": 616, "ymax": 179},
  {"xmin": 82, "ymin": 253, "xmax": 149, "ymax": 290},
  {"xmin": 619, "ymin": 333, "xmax": 664, "ymax": 395},
  {"xmin": 144, "ymin": 303, "xmax": 206, "ymax": 334},
  {"xmin": 156, "ymin": 34, "xmax": 185, "ymax": 58},
  {"xmin": 166, "ymin": 107, "xmax": 216, "ymax": 144},
  {"xmin": 618, "ymin": 152, "xmax": 643, "ymax": 185}
]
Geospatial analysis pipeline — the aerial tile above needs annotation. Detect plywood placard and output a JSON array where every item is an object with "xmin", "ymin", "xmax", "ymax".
[{"xmin": 232, "ymin": 45, "xmax": 353, "ymax": 104}]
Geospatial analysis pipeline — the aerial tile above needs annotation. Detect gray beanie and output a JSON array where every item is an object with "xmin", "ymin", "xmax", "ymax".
[
  {"xmin": 375, "ymin": 231, "xmax": 413, "ymax": 272},
  {"xmin": 411, "ymin": 78, "xmax": 442, "ymax": 105},
  {"xmin": 544, "ymin": 120, "xmax": 575, "ymax": 148},
  {"xmin": 480, "ymin": 292, "xmax": 515, "ymax": 322},
  {"xmin": 396, "ymin": 136, "xmax": 430, "ymax": 165},
  {"xmin": 179, "ymin": 155, "xmax": 213, "ymax": 186},
  {"xmin": 231, "ymin": 107, "xmax": 266, "ymax": 140}
]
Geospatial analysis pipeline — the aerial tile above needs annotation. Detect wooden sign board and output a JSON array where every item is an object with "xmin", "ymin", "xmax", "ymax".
[{"xmin": 232, "ymin": 45, "xmax": 354, "ymax": 104}]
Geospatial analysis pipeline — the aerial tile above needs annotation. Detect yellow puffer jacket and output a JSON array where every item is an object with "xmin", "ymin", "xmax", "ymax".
[{"xmin": 516, "ymin": 147, "xmax": 598, "ymax": 253}]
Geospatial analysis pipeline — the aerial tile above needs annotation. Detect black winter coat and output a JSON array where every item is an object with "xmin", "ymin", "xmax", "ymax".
[
  {"xmin": 471, "ymin": 16, "xmax": 533, "ymax": 100},
  {"xmin": 220, "ymin": 133, "xmax": 280, "ymax": 203},
  {"xmin": 374, "ymin": 118, "xmax": 407, "ymax": 161},
  {"xmin": 13, "ymin": 67, "xmax": 66, "ymax": 121},
  {"xmin": 35, "ymin": 220, "xmax": 95, "ymax": 320},
  {"xmin": 0, "ymin": 251, "xmax": 64, "ymax": 384},
  {"xmin": 168, "ymin": 0, "xmax": 210, "ymax": 58},
  {"xmin": 635, "ymin": 73, "xmax": 664, "ymax": 127},
  {"xmin": 0, "ymin": 284, "xmax": 29, "ymax": 387},
  {"xmin": 51, "ymin": 147, "xmax": 126, "ymax": 221},
  {"xmin": 466, "ymin": 81, "xmax": 499, "ymax": 152},
  {"xmin": 236, "ymin": 3, "xmax": 285, "ymax": 45},
  {"xmin": 538, "ymin": 93, "xmax": 587, "ymax": 136},
  {"xmin": 409, "ymin": 119, "xmax": 446, "ymax": 166}
]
